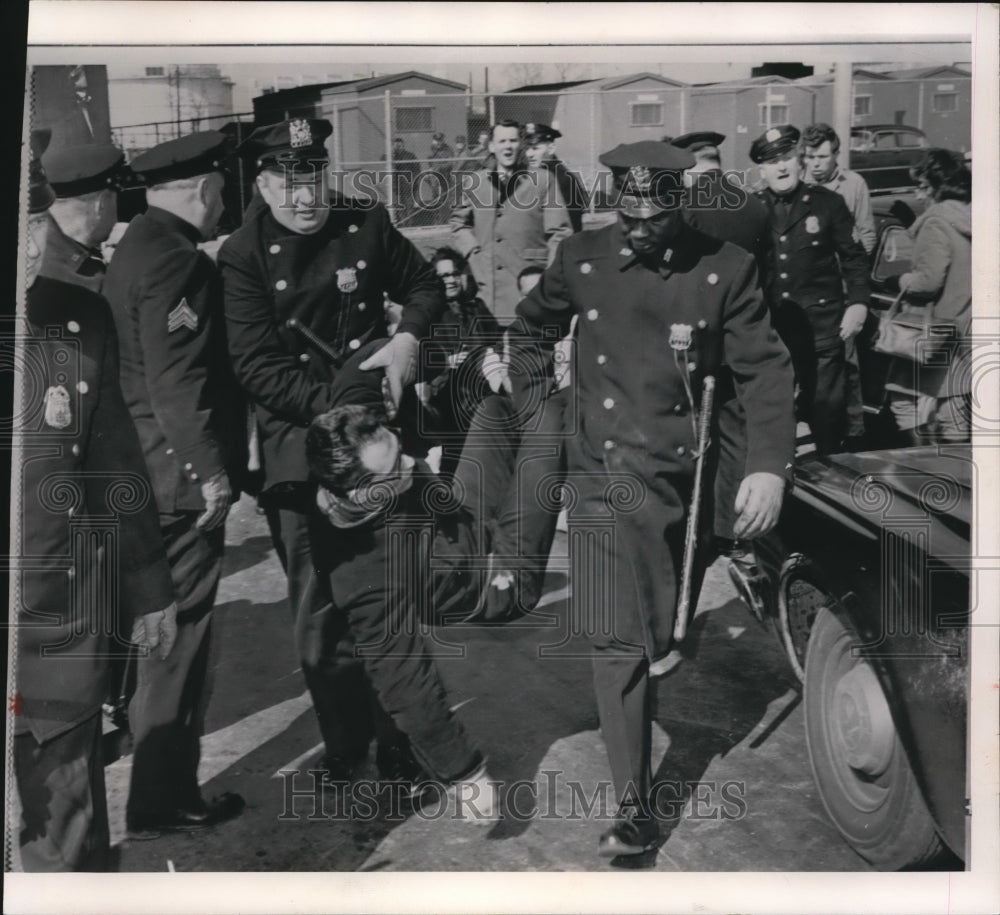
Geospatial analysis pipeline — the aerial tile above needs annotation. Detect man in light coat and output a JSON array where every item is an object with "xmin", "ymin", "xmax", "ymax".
[{"xmin": 448, "ymin": 119, "xmax": 572, "ymax": 326}]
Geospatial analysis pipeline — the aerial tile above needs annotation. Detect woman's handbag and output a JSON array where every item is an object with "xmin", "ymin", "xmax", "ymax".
[{"xmin": 873, "ymin": 290, "xmax": 955, "ymax": 364}]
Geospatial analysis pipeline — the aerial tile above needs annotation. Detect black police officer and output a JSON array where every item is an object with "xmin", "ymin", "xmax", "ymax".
[
  {"xmin": 219, "ymin": 118, "xmax": 444, "ymax": 785},
  {"xmin": 103, "ymin": 130, "xmax": 247, "ymax": 837},
  {"xmin": 511, "ymin": 140, "xmax": 795, "ymax": 859}
]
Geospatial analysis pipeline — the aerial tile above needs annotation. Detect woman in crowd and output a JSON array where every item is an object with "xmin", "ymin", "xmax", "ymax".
[{"xmin": 885, "ymin": 148, "xmax": 972, "ymax": 444}]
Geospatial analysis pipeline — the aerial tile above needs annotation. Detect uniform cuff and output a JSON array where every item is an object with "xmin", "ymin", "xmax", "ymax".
[{"xmin": 172, "ymin": 441, "xmax": 225, "ymax": 486}]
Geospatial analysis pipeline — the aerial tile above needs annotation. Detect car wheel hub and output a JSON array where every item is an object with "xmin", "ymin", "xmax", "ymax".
[{"xmin": 832, "ymin": 663, "xmax": 895, "ymax": 776}]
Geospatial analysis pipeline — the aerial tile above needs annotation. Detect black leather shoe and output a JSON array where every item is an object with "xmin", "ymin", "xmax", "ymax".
[
  {"xmin": 598, "ymin": 804, "xmax": 659, "ymax": 858},
  {"xmin": 314, "ymin": 754, "xmax": 364, "ymax": 792},
  {"xmin": 126, "ymin": 792, "xmax": 245, "ymax": 840}
]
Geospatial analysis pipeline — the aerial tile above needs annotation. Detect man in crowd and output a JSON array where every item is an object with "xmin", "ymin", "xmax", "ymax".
[
  {"xmin": 522, "ymin": 122, "xmax": 588, "ymax": 233},
  {"xmin": 39, "ymin": 141, "xmax": 127, "ymax": 292},
  {"xmin": 102, "ymin": 131, "xmax": 248, "ymax": 838},
  {"xmin": 13, "ymin": 129, "xmax": 178, "ymax": 870},
  {"xmin": 802, "ymin": 123, "xmax": 877, "ymax": 254},
  {"xmin": 219, "ymin": 117, "xmax": 444, "ymax": 788},
  {"xmin": 511, "ymin": 140, "xmax": 795, "ymax": 859},
  {"xmin": 803, "ymin": 122, "xmax": 878, "ymax": 447},
  {"xmin": 385, "ymin": 136, "xmax": 421, "ymax": 223},
  {"xmin": 448, "ymin": 118, "xmax": 572, "ymax": 326},
  {"xmin": 751, "ymin": 124, "xmax": 870, "ymax": 456}
]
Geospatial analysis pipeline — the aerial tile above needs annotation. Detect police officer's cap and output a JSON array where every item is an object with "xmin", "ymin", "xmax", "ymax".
[
  {"xmin": 42, "ymin": 143, "xmax": 128, "ymax": 197},
  {"xmin": 239, "ymin": 118, "xmax": 332, "ymax": 173},
  {"xmin": 671, "ymin": 131, "xmax": 725, "ymax": 153},
  {"xmin": 523, "ymin": 123, "xmax": 561, "ymax": 145},
  {"xmin": 29, "ymin": 128, "xmax": 56, "ymax": 214},
  {"xmin": 749, "ymin": 125, "xmax": 801, "ymax": 164},
  {"xmin": 599, "ymin": 140, "xmax": 694, "ymax": 217},
  {"xmin": 131, "ymin": 131, "xmax": 230, "ymax": 185}
]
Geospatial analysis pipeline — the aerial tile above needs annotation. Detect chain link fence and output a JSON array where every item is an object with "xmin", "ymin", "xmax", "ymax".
[{"xmin": 108, "ymin": 75, "xmax": 970, "ymax": 239}]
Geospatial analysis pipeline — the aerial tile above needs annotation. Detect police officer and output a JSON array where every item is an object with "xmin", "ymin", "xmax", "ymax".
[
  {"xmin": 39, "ymin": 141, "xmax": 127, "ymax": 292},
  {"xmin": 218, "ymin": 118, "xmax": 444, "ymax": 785},
  {"xmin": 671, "ymin": 131, "xmax": 768, "ymax": 268},
  {"xmin": 512, "ymin": 140, "xmax": 794, "ymax": 859},
  {"xmin": 102, "ymin": 131, "xmax": 247, "ymax": 837},
  {"xmin": 14, "ymin": 130, "xmax": 177, "ymax": 870},
  {"xmin": 522, "ymin": 122, "xmax": 588, "ymax": 233},
  {"xmin": 750, "ymin": 124, "xmax": 870, "ymax": 455}
]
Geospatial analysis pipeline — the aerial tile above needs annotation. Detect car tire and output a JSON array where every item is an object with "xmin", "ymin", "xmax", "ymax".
[{"xmin": 803, "ymin": 604, "xmax": 947, "ymax": 870}]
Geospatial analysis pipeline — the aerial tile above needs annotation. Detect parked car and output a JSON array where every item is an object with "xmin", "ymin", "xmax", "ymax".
[
  {"xmin": 745, "ymin": 446, "xmax": 970, "ymax": 871},
  {"xmin": 850, "ymin": 125, "xmax": 929, "ymax": 191},
  {"xmin": 726, "ymin": 206, "xmax": 971, "ymax": 871}
]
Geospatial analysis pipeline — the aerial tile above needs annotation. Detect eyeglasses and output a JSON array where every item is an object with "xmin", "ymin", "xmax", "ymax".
[{"xmin": 437, "ymin": 271, "xmax": 462, "ymax": 279}]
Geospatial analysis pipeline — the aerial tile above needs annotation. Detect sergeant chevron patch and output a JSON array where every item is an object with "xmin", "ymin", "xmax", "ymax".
[{"xmin": 167, "ymin": 298, "xmax": 198, "ymax": 333}]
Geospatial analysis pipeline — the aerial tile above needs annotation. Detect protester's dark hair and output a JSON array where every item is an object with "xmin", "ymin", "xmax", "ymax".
[
  {"xmin": 802, "ymin": 123, "xmax": 841, "ymax": 154},
  {"xmin": 431, "ymin": 246, "xmax": 468, "ymax": 272},
  {"xmin": 307, "ymin": 404, "xmax": 387, "ymax": 494},
  {"xmin": 491, "ymin": 118, "xmax": 521, "ymax": 140},
  {"xmin": 517, "ymin": 265, "xmax": 544, "ymax": 289},
  {"xmin": 910, "ymin": 148, "xmax": 971, "ymax": 203}
]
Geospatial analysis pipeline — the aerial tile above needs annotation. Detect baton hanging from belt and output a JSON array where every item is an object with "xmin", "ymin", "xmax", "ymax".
[{"xmin": 673, "ymin": 374, "xmax": 715, "ymax": 643}]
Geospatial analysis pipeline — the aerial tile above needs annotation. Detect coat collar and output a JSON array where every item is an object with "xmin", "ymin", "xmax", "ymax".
[
  {"xmin": 144, "ymin": 205, "xmax": 204, "ymax": 246},
  {"xmin": 763, "ymin": 181, "xmax": 813, "ymax": 233}
]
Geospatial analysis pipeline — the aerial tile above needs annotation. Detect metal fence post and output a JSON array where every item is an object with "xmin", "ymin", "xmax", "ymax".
[
  {"xmin": 384, "ymin": 89, "xmax": 394, "ymax": 221},
  {"xmin": 488, "ymin": 94, "xmax": 495, "ymax": 128}
]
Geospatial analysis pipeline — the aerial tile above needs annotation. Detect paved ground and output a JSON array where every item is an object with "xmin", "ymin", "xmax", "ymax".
[{"xmin": 102, "ymin": 494, "xmax": 878, "ymax": 874}]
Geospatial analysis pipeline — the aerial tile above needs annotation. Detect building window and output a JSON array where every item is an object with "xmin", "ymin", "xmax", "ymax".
[
  {"xmin": 145, "ymin": 67, "xmax": 164, "ymax": 77},
  {"xmin": 630, "ymin": 103, "xmax": 663, "ymax": 127},
  {"xmin": 396, "ymin": 107, "xmax": 433, "ymax": 132},
  {"xmin": 758, "ymin": 103, "xmax": 790, "ymax": 126},
  {"xmin": 853, "ymin": 95, "xmax": 872, "ymax": 117},
  {"xmin": 932, "ymin": 92, "xmax": 958, "ymax": 113}
]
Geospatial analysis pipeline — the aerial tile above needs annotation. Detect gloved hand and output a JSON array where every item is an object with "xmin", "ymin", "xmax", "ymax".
[
  {"xmin": 360, "ymin": 331, "xmax": 419, "ymax": 418},
  {"xmin": 197, "ymin": 470, "xmax": 232, "ymax": 531},
  {"xmin": 839, "ymin": 303, "xmax": 869, "ymax": 341},
  {"xmin": 131, "ymin": 601, "xmax": 178, "ymax": 660}
]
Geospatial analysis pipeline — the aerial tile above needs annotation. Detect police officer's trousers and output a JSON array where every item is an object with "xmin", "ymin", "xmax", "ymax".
[{"xmin": 127, "ymin": 513, "xmax": 223, "ymax": 819}]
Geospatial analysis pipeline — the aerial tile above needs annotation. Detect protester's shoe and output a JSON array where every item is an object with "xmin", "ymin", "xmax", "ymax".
[
  {"xmin": 423, "ymin": 761, "xmax": 499, "ymax": 826},
  {"xmin": 598, "ymin": 802, "xmax": 659, "ymax": 857},
  {"xmin": 126, "ymin": 792, "xmax": 245, "ymax": 840},
  {"xmin": 648, "ymin": 649, "xmax": 684, "ymax": 678}
]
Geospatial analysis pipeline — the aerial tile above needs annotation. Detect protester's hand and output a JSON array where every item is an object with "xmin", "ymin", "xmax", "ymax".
[
  {"xmin": 360, "ymin": 332, "xmax": 419, "ymax": 417},
  {"xmin": 197, "ymin": 471, "xmax": 232, "ymax": 531},
  {"xmin": 839, "ymin": 303, "xmax": 869, "ymax": 341},
  {"xmin": 733, "ymin": 472, "xmax": 786, "ymax": 540},
  {"xmin": 482, "ymin": 347, "xmax": 512, "ymax": 395},
  {"xmin": 131, "ymin": 601, "xmax": 178, "ymax": 660}
]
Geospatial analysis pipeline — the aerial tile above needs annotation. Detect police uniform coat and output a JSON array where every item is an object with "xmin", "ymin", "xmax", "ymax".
[
  {"xmin": 218, "ymin": 196, "xmax": 443, "ymax": 491},
  {"xmin": 448, "ymin": 167, "xmax": 572, "ymax": 324},
  {"xmin": 103, "ymin": 207, "xmax": 246, "ymax": 513},
  {"xmin": 40, "ymin": 215, "xmax": 106, "ymax": 293},
  {"xmin": 14, "ymin": 276, "xmax": 175, "ymax": 744},
  {"xmin": 542, "ymin": 157, "xmax": 588, "ymax": 233},
  {"xmin": 756, "ymin": 182, "xmax": 870, "ymax": 349},
  {"xmin": 683, "ymin": 170, "xmax": 768, "ymax": 268},
  {"xmin": 515, "ymin": 220, "xmax": 794, "ymax": 660}
]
